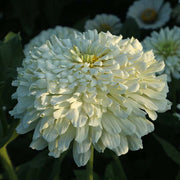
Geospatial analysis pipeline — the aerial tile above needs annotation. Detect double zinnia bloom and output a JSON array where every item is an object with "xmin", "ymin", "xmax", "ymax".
[
  {"xmin": 10, "ymin": 26, "xmax": 171, "ymax": 167},
  {"xmin": 143, "ymin": 26, "xmax": 180, "ymax": 81}
]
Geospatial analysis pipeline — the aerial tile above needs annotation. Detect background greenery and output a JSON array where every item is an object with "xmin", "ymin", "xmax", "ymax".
[{"xmin": 0, "ymin": 0, "xmax": 180, "ymax": 179}]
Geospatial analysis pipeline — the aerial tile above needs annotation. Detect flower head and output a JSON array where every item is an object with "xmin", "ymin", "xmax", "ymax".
[
  {"xmin": 10, "ymin": 29, "xmax": 171, "ymax": 167},
  {"xmin": 127, "ymin": 0, "xmax": 171, "ymax": 29},
  {"xmin": 142, "ymin": 26, "xmax": 180, "ymax": 81},
  {"xmin": 85, "ymin": 14, "xmax": 122, "ymax": 35}
]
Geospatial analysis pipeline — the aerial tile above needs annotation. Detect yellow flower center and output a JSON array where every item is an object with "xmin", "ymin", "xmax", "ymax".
[
  {"xmin": 72, "ymin": 45, "xmax": 101, "ymax": 67},
  {"xmin": 141, "ymin": 8, "xmax": 157, "ymax": 24},
  {"xmin": 98, "ymin": 23, "xmax": 112, "ymax": 32},
  {"xmin": 81, "ymin": 54, "xmax": 99, "ymax": 65},
  {"xmin": 156, "ymin": 41, "xmax": 178, "ymax": 58},
  {"xmin": 91, "ymin": 55, "xmax": 99, "ymax": 62}
]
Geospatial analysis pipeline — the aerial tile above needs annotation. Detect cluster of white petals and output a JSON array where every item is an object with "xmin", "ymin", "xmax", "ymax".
[
  {"xmin": 143, "ymin": 26, "xmax": 180, "ymax": 81},
  {"xmin": 10, "ymin": 28, "xmax": 171, "ymax": 167},
  {"xmin": 127, "ymin": 0, "xmax": 171, "ymax": 29},
  {"xmin": 85, "ymin": 13, "xmax": 122, "ymax": 35},
  {"xmin": 24, "ymin": 26, "xmax": 79, "ymax": 56}
]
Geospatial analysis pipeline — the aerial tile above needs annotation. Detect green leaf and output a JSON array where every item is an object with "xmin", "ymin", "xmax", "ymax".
[
  {"xmin": 0, "ymin": 119, "xmax": 3, "ymax": 138},
  {"xmin": 74, "ymin": 170, "xmax": 86, "ymax": 180},
  {"xmin": 120, "ymin": 18, "xmax": 140, "ymax": 39},
  {"xmin": 25, "ymin": 168, "xmax": 40, "ymax": 180},
  {"xmin": 48, "ymin": 152, "xmax": 67, "ymax": 180},
  {"xmin": 0, "ymin": 81, "xmax": 5, "ymax": 90},
  {"xmin": 16, "ymin": 150, "xmax": 49, "ymax": 179},
  {"xmin": 153, "ymin": 134, "xmax": 180, "ymax": 165},
  {"xmin": 156, "ymin": 112, "xmax": 180, "ymax": 128},
  {"xmin": 74, "ymin": 169, "xmax": 99, "ymax": 180},
  {"xmin": 105, "ymin": 163, "xmax": 116, "ymax": 180},
  {"xmin": 0, "ymin": 32, "xmax": 24, "ymax": 81},
  {"xmin": 0, "ymin": 120, "xmax": 19, "ymax": 148},
  {"xmin": 0, "ymin": 174, "xmax": 4, "ymax": 180},
  {"xmin": 29, "ymin": 150, "xmax": 49, "ymax": 168},
  {"xmin": 171, "ymin": 79, "xmax": 180, "ymax": 91},
  {"xmin": 4, "ymin": 32, "xmax": 18, "ymax": 43},
  {"xmin": 0, "ymin": 32, "xmax": 24, "ymax": 108},
  {"xmin": 112, "ymin": 155, "xmax": 127, "ymax": 180},
  {"xmin": 105, "ymin": 159, "xmax": 127, "ymax": 180},
  {"xmin": 0, "ymin": 106, "xmax": 8, "ymax": 137},
  {"xmin": 176, "ymin": 170, "xmax": 180, "ymax": 180}
]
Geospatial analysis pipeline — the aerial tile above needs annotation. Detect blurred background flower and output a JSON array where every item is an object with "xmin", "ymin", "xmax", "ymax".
[
  {"xmin": 84, "ymin": 14, "xmax": 122, "ymax": 35},
  {"xmin": 127, "ymin": 0, "xmax": 171, "ymax": 29},
  {"xmin": 143, "ymin": 26, "xmax": 180, "ymax": 81}
]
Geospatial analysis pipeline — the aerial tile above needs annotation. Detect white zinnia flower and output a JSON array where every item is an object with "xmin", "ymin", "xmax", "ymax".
[
  {"xmin": 24, "ymin": 26, "xmax": 79, "ymax": 56},
  {"xmin": 85, "ymin": 14, "xmax": 122, "ymax": 35},
  {"xmin": 10, "ymin": 29, "xmax": 171, "ymax": 167},
  {"xmin": 127, "ymin": 0, "xmax": 171, "ymax": 29},
  {"xmin": 142, "ymin": 26, "xmax": 180, "ymax": 81}
]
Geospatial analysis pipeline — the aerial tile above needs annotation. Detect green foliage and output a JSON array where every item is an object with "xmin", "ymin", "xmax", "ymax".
[
  {"xmin": 0, "ymin": 32, "xmax": 24, "ymax": 109},
  {"xmin": 0, "ymin": 32, "xmax": 23, "ymax": 180},
  {"xmin": 10, "ymin": 0, "xmax": 39, "ymax": 36},
  {"xmin": 16, "ymin": 150, "xmax": 49, "ymax": 178},
  {"xmin": 176, "ymin": 170, "xmax": 180, "ymax": 180},
  {"xmin": 0, "ymin": 32, "xmax": 24, "ymax": 80},
  {"xmin": 48, "ymin": 152, "xmax": 67, "ymax": 180},
  {"xmin": 0, "ymin": 32, "xmax": 23, "ymax": 149},
  {"xmin": 0, "ymin": 120, "xmax": 19, "ymax": 148},
  {"xmin": 105, "ymin": 159, "xmax": 127, "ymax": 180},
  {"xmin": 74, "ymin": 169, "xmax": 99, "ymax": 180},
  {"xmin": 0, "ymin": 0, "xmax": 180, "ymax": 179},
  {"xmin": 154, "ymin": 134, "xmax": 180, "ymax": 165},
  {"xmin": 120, "ymin": 18, "xmax": 141, "ymax": 39},
  {"xmin": 73, "ymin": 16, "xmax": 89, "ymax": 32}
]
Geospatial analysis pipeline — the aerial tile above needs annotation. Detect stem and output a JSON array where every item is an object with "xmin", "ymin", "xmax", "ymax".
[
  {"xmin": 112, "ymin": 152, "xmax": 127, "ymax": 180},
  {"xmin": 87, "ymin": 146, "xmax": 94, "ymax": 180},
  {"xmin": 0, "ymin": 146, "xmax": 18, "ymax": 180}
]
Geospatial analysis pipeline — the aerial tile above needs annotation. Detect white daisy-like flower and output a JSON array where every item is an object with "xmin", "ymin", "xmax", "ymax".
[
  {"xmin": 142, "ymin": 26, "xmax": 180, "ymax": 81},
  {"xmin": 127, "ymin": 0, "xmax": 171, "ymax": 29},
  {"xmin": 10, "ymin": 29, "xmax": 171, "ymax": 167},
  {"xmin": 24, "ymin": 26, "xmax": 79, "ymax": 56},
  {"xmin": 84, "ymin": 14, "xmax": 122, "ymax": 35}
]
